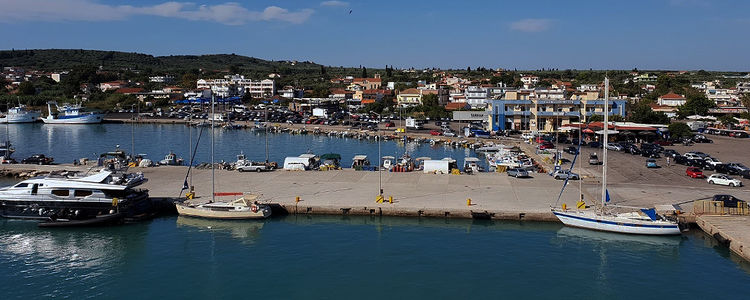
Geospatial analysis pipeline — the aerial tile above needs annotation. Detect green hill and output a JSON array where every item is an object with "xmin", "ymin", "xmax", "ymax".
[{"xmin": 0, "ymin": 49, "xmax": 322, "ymax": 73}]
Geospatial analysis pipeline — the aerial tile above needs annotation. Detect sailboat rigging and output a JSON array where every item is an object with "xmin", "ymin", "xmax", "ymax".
[{"xmin": 551, "ymin": 78, "xmax": 680, "ymax": 235}]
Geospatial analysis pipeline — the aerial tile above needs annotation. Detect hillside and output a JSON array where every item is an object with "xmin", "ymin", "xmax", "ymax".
[{"xmin": 0, "ymin": 49, "xmax": 322, "ymax": 73}]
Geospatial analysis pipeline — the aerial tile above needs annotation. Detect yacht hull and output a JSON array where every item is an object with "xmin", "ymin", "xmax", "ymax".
[
  {"xmin": 0, "ymin": 191, "xmax": 150, "ymax": 220},
  {"xmin": 553, "ymin": 210, "xmax": 681, "ymax": 235}
]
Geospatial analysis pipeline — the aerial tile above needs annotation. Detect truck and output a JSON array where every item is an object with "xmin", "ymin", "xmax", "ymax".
[
  {"xmin": 405, "ymin": 117, "xmax": 423, "ymax": 130},
  {"xmin": 312, "ymin": 108, "xmax": 328, "ymax": 118},
  {"xmin": 237, "ymin": 162, "xmax": 272, "ymax": 172}
]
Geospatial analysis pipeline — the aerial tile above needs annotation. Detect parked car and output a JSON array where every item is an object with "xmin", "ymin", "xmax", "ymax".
[
  {"xmin": 674, "ymin": 155, "xmax": 688, "ymax": 165},
  {"xmin": 588, "ymin": 153, "xmax": 601, "ymax": 165},
  {"xmin": 588, "ymin": 142, "xmax": 601, "ymax": 148},
  {"xmin": 663, "ymin": 149, "xmax": 680, "ymax": 158},
  {"xmin": 606, "ymin": 143, "xmax": 623, "ymax": 151},
  {"xmin": 237, "ymin": 163, "xmax": 272, "ymax": 172},
  {"xmin": 442, "ymin": 131, "xmax": 456, "ymax": 137},
  {"xmin": 707, "ymin": 174, "xmax": 743, "ymax": 187},
  {"xmin": 571, "ymin": 139, "xmax": 587, "ymax": 146},
  {"xmin": 384, "ymin": 121, "xmax": 395, "ymax": 127},
  {"xmin": 626, "ymin": 145, "xmax": 641, "ymax": 155},
  {"xmin": 653, "ymin": 140, "xmax": 673, "ymax": 146},
  {"xmin": 507, "ymin": 168, "xmax": 531, "ymax": 178},
  {"xmin": 564, "ymin": 146, "xmax": 578, "ymax": 155},
  {"xmin": 683, "ymin": 153, "xmax": 703, "ymax": 160},
  {"xmin": 714, "ymin": 164, "xmax": 732, "ymax": 174},
  {"xmin": 641, "ymin": 149, "xmax": 660, "ymax": 158},
  {"xmin": 430, "ymin": 130, "xmax": 442, "ymax": 136},
  {"xmin": 646, "ymin": 158, "xmax": 659, "ymax": 168},
  {"xmin": 703, "ymin": 157, "xmax": 722, "ymax": 170},
  {"xmin": 686, "ymin": 167, "xmax": 705, "ymax": 178},
  {"xmin": 741, "ymin": 170, "xmax": 750, "ymax": 179},
  {"xmin": 21, "ymin": 154, "xmax": 54, "ymax": 165},
  {"xmin": 552, "ymin": 170, "xmax": 580, "ymax": 180},
  {"xmin": 539, "ymin": 142, "xmax": 555, "ymax": 150},
  {"xmin": 712, "ymin": 194, "xmax": 745, "ymax": 207},
  {"xmin": 693, "ymin": 135, "xmax": 713, "ymax": 143},
  {"xmin": 727, "ymin": 163, "xmax": 750, "ymax": 175}
]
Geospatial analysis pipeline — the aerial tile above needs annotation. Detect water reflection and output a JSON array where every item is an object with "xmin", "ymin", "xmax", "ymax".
[
  {"xmin": 552, "ymin": 227, "xmax": 683, "ymax": 250},
  {"xmin": 176, "ymin": 216, "xmax": 264, "ymax": 243}
]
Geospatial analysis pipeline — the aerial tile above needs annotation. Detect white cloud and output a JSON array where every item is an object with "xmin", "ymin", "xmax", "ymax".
[
  {"xmin": 509, "ymin": 18, "xmax": 553, "ymax": 32},
  {"xmin": 320, "ymin": 1, "xmax": 349, "ymax": 7},
  {"xmin": 0, "ymin": 0, "xmax": 314, "ymax": 25}
]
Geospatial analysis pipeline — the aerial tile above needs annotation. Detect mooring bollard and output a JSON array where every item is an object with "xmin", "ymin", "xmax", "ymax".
[
  {"xmin": 295, "ymin": 196, "xmax": 300, "ymax": 203},
  {"xmin": 389, "ymin": 196, "xmax": 393, "ymax": 204},
  {"xmin": 376, "ymin": 195, "xmax": 384, "ymax": 203},
  {"xmin": 467, "ymin": 198, "xmax": 472, "ymax": 206}
]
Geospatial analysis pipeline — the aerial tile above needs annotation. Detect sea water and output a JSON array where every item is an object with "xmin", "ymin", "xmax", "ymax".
[{"xmin": 1, "ymin": 216, "xmax": 749, "ymax": 299}]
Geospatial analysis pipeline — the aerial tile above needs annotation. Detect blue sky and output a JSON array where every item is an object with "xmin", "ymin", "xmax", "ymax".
[{"xmin": 0, "ymin": 0, "xmax": 748, "ymax": 71}]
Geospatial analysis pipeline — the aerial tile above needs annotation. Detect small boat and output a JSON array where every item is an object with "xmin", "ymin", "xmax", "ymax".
[
  {"xmin": 0, "ymin": 141, "xmax": 15, "ymax": 164},
  {"xmin": 41, "ymin": 101, "xmax": 103, "ymax": 124},
  {"xmin": 159, "ymin": 151, "xmax": 184, "ymax": 166},
  {"xmin": 0, "ymin": 105, "xmax": 41, "ymax": 123},
  {"xmin": 176, "ymin": 194, "xmax": 271, "ymax": 219}
]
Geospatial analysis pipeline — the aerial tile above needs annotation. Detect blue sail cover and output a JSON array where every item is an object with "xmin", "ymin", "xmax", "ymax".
[{"xmin": 640, "ymin": 208, "xmax": 658, "ymax": 221}]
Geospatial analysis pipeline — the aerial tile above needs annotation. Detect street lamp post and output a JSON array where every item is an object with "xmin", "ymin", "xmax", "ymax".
[{"xmin": 370, "ymin": 111, "xmax": 383, "ymax": 196}]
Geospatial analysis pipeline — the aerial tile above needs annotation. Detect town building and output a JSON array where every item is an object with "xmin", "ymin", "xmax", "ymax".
[
  {"xmin": 397, "ymin": 88, "xmax": 423, "ymax": 107},
  {"xmin": 657, "ymin": 92, "xmax": 686, "ymax": 107},
  {"xmin": 487, "ymin": 98, "xmax": 627, "ymax": 132},
  {"xmin": 197, "ymin": 75, "xmax": 275, "ymax": 98},
  {"xmin": 149, "ymin": 75, "xmax": 176, "ymax": 84}
]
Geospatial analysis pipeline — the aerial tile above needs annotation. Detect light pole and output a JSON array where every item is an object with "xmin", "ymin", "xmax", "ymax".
[
  {"xmin": 370, "ymin": 111, "xmax": 383, "ymax": 196},
  {"xmin": 131, "ymin": 104, "xmax": 135, "ymax": 162}
]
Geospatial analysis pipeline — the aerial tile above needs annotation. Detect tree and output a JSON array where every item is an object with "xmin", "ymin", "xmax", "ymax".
[
  {"xmin": 422, "ymin": 94, "xmax": 439, "ymax": 107},
  {"xmin": 320, "ymin": 65, "xmax": 327, "ymax": 76},
  {"xmin": 741, "ymin": 94, "xmax": 750, "ymax": 110},
  {"xmin": 361, "ymin": 67, "xmax": 368, "ymax": 78},
  {"xmin": 718, "ymin": 114, "xmax": 738, "ymax": 128},
  {"xmin": 678, "ymin": 91, "xmax": 715, "ymax": 117},
  {"xmin": 180, "ymin": 73, "xmax": 198, "ymax": 89},
  {"xmin": 668, "ymin": 122, "xmax": 692, "ymax": 138},
  {"xmin": 18, "ymin": 81, "xmax": 36, "ymax": 95},
  {"xmin": 628, "ymin": 102, "xmax": 670, "ymax": 124}
]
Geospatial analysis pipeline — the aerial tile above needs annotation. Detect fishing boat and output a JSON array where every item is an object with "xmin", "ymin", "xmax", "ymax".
[
  {"xmin": 175, "ymin": 95, "xmax": 271, "ymax": 220},
  {"xmin": 0, "ymin": 105, "xmax": 41, "ymax": 123},
  {"xmin": 551, "ymin": 78, "xmax": 680, "ymax": 235},
  {"xmin": 0, "ymin": 169, "xmax": 149, "ymax": 222},
  {"xmin": 41, "ymin": 101, "xmax": 103, "ymax": 124}
]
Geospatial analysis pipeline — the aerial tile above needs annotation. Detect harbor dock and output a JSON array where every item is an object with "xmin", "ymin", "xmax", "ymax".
[{"xmin": 696, "ymin": 215, "xmax": 750, "ymax": 262}]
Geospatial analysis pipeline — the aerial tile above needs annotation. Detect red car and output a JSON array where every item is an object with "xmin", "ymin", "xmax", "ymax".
[
  {"xmin": 686, "ymin": 167, "xmax": 705, "ymax": 178},
  {"xmin": 384, "ymin": 122, "xmax": 395, "ymax": 127},
  {"xmin": 430, "ymin": 130, "xmax": 442, "ymax": 136},
  {"xmin": 539, "ymin": 142, "xmax": 555, "ymax": 150}
]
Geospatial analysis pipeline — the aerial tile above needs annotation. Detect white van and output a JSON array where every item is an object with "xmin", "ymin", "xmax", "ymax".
[
  {"xmin": 423, "ymin": 160, "xmax": 450, "ymax": 174},
  {"xmin": 284, "ymin": 157, "xmax": 311, "ymax": 170}
]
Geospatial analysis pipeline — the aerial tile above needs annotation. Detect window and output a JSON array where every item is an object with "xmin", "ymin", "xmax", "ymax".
[
  {"xmin": 14, "ymin": 183, "xmax": 28, "ymax": 188},
  {"xmin": 51, "ymin": 190, "xmax": 70, "ymax": 197},
  {"xmin": 74, "ymin": 190, "xmax": 93, "ymax": 197}
]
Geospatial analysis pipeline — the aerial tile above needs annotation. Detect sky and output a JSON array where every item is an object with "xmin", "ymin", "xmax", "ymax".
[{"xmin": 0, "ymin": 0, "xmax": 749, "ymax": 71}]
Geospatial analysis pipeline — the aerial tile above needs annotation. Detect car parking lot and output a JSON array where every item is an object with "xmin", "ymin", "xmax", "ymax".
[{"xmin": 557, "ymin": 133, "xmax": 750, "ymax": 192}]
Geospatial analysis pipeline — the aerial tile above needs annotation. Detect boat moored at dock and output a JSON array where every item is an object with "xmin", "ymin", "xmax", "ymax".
[
  {"xmin": 41, "ymin": 101, "xmax": 103, "ymax": 124},
  {"xmin": 0, "ymin": 105, "xmax": 41, "ymax": 123},
  {"xmin": 0, "ymin": 169, "xmax": 149, "ymax": 221}
]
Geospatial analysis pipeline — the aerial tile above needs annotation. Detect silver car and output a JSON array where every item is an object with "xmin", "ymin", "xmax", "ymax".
[
  {"xmin": 552, "ymin": 170, "xmax": 580, "ymax": 180},
  {"xmin": 507, "ymin": 168, "xmax": 530, "ymax": 178}
]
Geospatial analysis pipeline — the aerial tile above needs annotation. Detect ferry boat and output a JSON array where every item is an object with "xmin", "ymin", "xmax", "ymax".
[
  {"xmin": 0, "ymin": 170, "xmax": 149, "ymax": 221},
  {"xmin": 41, "ymin": 101, "xmax": 103, "ymax": 124},
  {"xmin": 0, "ymin": 105, "xmax": 41, "ymax": 123}
]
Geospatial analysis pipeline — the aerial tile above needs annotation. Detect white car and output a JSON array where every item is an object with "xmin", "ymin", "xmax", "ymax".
[
  {"xmin": 442, "ymin": 131, "xmax": 456, "ymax": 137},
  {"xmin": 606, "ymin": 143, "xmax": 623, "ymax": 151},
  {"xmin": 706, "ymin": 174, "xmax": 743, "ymax": 187}
]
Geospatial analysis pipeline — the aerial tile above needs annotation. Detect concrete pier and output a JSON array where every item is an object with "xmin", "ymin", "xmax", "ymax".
[{"xmin": 696, "ymin": 215, "xmax": 750, "ymax": 262}]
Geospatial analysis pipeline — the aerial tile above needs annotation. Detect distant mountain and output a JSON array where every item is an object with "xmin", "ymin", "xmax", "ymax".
[{"xmin": 0, "ymin": 49, "xmax": 322, "ymax": 72}]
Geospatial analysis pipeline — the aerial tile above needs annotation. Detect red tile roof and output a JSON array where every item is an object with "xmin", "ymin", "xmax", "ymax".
[
  {"xmin": 114, "ymin": 87, "xmax": 144, "ymax": 94},
  {"xmin": 659, "ymin": 92, "xmax": 685, "ymax": 99},
  {"xmin": 445, "ymin": 102, "xmax": 470, "ymax": 110}
]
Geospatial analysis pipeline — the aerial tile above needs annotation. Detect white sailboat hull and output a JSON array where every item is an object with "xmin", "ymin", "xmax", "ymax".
[
  {"xmin": 553, "ymin": 210, "xmax": 681, "ymax": 235},
  {"xmin": 42, "ymin": 114, "xmax": 103, "ymax": 124},
  {"xmin": 0, "ymin": 112, "xmax": 40, "ymax": 123},
  {"xmin": 176, "ymin": 203, "xmax": 271, "ymax": 219}
]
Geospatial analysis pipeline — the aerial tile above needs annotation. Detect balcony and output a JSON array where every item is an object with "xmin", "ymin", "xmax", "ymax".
[{"xmin": 536, "ymin": 111, "xmax": 581, "ymax": 117}]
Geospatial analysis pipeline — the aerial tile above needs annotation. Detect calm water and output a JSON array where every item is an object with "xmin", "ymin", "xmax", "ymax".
[
  {"xmin": 1, "ymin": 216, "xmax": 749, "ymax": 299},
  {"xmin": 4, "ymin": 123, "xmax": 481, "ymax": 167}
]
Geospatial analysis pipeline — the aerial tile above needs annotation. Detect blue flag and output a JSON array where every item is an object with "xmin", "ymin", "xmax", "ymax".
[{"xmin": 605, "ymin": 189, "xmax": 611, "ymax": 202}]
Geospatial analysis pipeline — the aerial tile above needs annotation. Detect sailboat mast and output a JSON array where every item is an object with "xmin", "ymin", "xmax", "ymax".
[
  {"xmin": 211, "ymin": 94, "xmax": 215, "ymax": 203},
  {"xmin": 265, "ymin": 107, "xmax": 269, "ymax": 163},
  {"xmin": 601, "ymin": 78, "xmax": 609, "ymax": 207}
]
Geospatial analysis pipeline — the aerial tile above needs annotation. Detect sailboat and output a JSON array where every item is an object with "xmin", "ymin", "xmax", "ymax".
[
  {"xmin": 551, "ymin": 78, "xmax": 680, "ymax": 235},
  {"xmin": 175, "ymin": 95, "xmax": 271, "ymax": 219}
]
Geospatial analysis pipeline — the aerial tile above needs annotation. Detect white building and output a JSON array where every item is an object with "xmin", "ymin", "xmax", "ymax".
[
  {"xmin": 521, "ymin": 75, "xmax": 539, "ymax": 88},
  {"xmin": 197, "ymin": 74, "xmax": 275, "ymax": 98},
  {"xmin": 149, "ymin": 75, "xmax": 175, "ymax": 84},
  {"xmin": 465, "ymin": 86, "xmax": 489, "ymax": 108},
  {"xmin": 577, "ymin": 84, "xmax": 598, "ymax": 92},
  {"xmin": 657, "ymin": 93, "xmax": 686, "ymax": 107}
]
